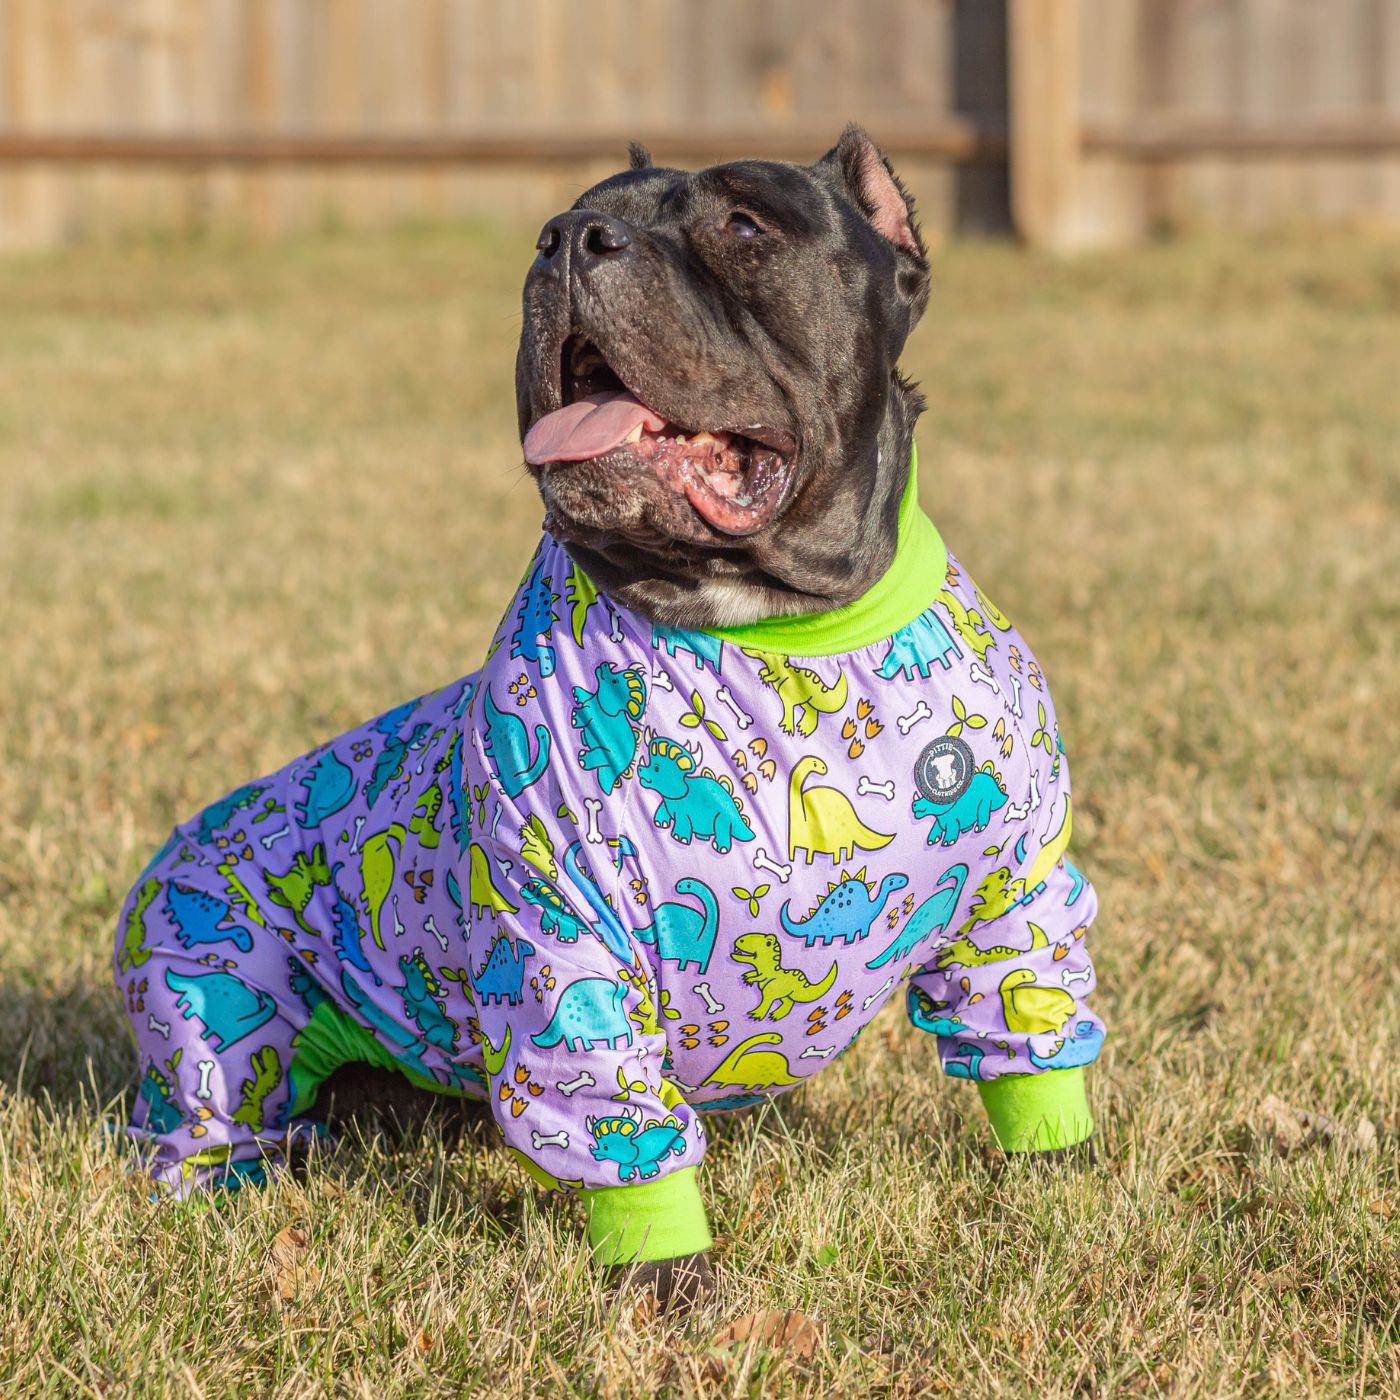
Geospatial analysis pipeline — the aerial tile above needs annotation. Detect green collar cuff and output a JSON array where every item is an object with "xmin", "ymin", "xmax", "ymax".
[
  {"xmin": 581, "ymin": 1166, "xmax": 713, "ymax": 1265},
  {"xmin": 704, "ymin": 444, "xmax": 946, "ymax": 657},
  {"xmin": 977, "ymin": 1067, "xmax": 1094, "ymax": 1153}
]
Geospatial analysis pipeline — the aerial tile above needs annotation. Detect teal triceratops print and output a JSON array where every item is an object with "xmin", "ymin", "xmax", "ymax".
[
  {"xmin": 572, "ymin": 661, "xmax": 646, "ymax": 795},
  {"xmin": 638, "ymin": 735, "xmax": 754, "ymax": 853},
  {"xmin": 587, "ymin": 1105, "xmax": 686, "ymax": 1182}
]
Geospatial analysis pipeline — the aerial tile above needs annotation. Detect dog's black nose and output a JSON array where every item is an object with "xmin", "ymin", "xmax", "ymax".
[{"xmin": 535, "ymin": 211, "xmax": 632, "ymax": 268}]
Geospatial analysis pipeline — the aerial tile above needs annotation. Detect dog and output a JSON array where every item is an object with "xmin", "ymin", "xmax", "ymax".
[{"xmin": 114, "ymin": 126, "xmax": 1104, "ymax": 1308}]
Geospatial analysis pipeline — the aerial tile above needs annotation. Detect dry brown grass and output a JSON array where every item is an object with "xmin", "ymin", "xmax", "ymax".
[{"xmin": 1, "ymin": 222, "xmax": 1397, "ymax": 1397}]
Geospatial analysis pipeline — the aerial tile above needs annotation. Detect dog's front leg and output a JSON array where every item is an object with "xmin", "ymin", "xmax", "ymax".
[{"xmin": 603, "ymin": 1252, "xmax": 716, "ymax": 1312}]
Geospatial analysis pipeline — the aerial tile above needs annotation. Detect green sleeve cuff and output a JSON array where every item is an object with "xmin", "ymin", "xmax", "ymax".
[
  {"xmin": 580, "ymin": 1165, "xmax": 713, "ymax": 1266},
  {"xmin": 978, "ymin": 1067, "xmax": 1094, "ymax": 1152}
]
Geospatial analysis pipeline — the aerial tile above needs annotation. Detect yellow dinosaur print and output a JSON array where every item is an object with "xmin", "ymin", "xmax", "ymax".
[{"xmin": 787, "ymin": 755, "xmax": 894, "ymax": 865}]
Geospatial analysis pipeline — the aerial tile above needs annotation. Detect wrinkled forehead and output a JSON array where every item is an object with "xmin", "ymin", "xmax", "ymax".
[{"xmin": 572, "ymin": 159, "xmax": 832, "ymax": 236}]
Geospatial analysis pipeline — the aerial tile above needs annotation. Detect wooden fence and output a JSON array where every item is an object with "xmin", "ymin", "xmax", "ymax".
[{"xmin": 1, "ymin": 0, "xmax": 1400, "ymax": 252}]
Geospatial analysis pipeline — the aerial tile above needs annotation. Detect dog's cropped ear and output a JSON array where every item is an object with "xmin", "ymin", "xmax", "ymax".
[
  {"xmin": 627, "ymin": 141, "xmax": 653, "ymax": 171},
  {"xmin": 817, "ymin": 124, "xmax": 927, "ymax": 263}
]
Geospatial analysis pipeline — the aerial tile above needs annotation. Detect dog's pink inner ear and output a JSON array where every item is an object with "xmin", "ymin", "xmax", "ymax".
[{"xmin": 839, "ymin": 129, "xmax": 921, "ymax": 259}]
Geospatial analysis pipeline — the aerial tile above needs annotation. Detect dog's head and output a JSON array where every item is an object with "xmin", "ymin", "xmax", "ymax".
[{"xmin": 516, "ymin": 125, "xmax": 929, "ymax": 628}]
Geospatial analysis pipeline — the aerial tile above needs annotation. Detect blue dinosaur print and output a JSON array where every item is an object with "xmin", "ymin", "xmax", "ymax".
[
  {"xmin": 293, "ymin": 747, "xmax": 356, "ymax": 827},
  {"xmin": 531, "ymin": 976, "xmax": 632, "ymax": 1052},
  {"xmin": 946, "ymin": 1045, "xmax": 985, "ymax": 1080},
  {"xmin": 374, "ymin": 698, "xmax": 422, "ymax": 737},
  {"xmin": 561, "ymin": 841, "xmax": 633, "ymax": 962},
  {"xmin": 907, "ymin": 987, "xmax": 967, "ymax": 1037},
  {"xmin": 651, "ymin": 622, "xmax": 723, "ymax": 674},
  {"xmin": 587, "ymin": 1107, "xmax": 686, "ymax": 1182},
  {"xmin": 633, "ymin": 877, "xmax": 719, "ymax": 973},
  {"xmin": 446, "ymin": 732, "xmax": 469, "ymax": 855},
  {"xmin": 692, "ymin": 1092, "xmax": 768, "ymax": 1111},
  {"xmin": 328, "ymin": 864, "xmax": 377, "ymax": 983},
  {"xmin": 637, "ymin": 735, "xmax": 753, "ymax": 853},
  {"xmin": 287, "ymin": 955, "xmax": 330, "ymax": 1013},
  {"xmin": 875, "ymin": 606, "xmax": 963, "ymax": 681},
  {"xmin": 913, "ymin": 768, "xmax": 1009, "ymax": 845},
  {"xmin": 512, "ymin": 555, "xmax": 558, "ymax": 679},
  {"xmin": 780, "ymin": 870, "xmax": 909, "ymax": 946},
  {"xmin": 473, "ymin": 932, "xmax": 535, "ymax": 1006},
  {"xmin": 572, "ymin": 661, "xmax": 646, "ymax": 795},
  {"xmin": 363, "ymin": 721, "xmax": 432, "ymax": 808},
  {"xmin": 396, "ymin": 948, "xmax": 459, "ymax": 1051},
  {"xmin": 163, "ymin": 880, "xmax": 254, "ymax": 954},
  {"xmin": 1029, "ymin": 1020, "xmax": 1104, "ymax": 1069},
  {"xmin": 165, "ymin": 967, "xmax": 276, "ymax": 1052},
  {"xmin": 338, "ymin": 969, "xmax": 434, "ymax": 1076},
  {"xmin": 481, "ymin": 685, "xmax": 551, "ymax": 798},
  {"xmin": 140, "ymin": 1055, "xmax": 184, "ymax": 1135},
  {"xmin": 864, "ymin": 864, "xmax": 969, "ymax": 969},
  {"xmin": 195, "ymin": 783, "xmax": 268, "ymax": 845}
]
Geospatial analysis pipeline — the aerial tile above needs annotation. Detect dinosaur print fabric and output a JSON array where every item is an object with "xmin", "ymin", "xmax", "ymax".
[{"xmin": 115, "ymin": 531, "xmax": 1103, "ymax": 1196}]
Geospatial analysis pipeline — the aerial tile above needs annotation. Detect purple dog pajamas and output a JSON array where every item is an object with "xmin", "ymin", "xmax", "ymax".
[{"xmin": 115, "ymin": 472, "xmax": 1103, "ymax": 1254}]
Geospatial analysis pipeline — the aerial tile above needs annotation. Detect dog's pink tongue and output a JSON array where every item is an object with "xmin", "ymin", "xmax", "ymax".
[{"xmin": 523, "ymin": 392, "xmax": 667, "ymax": 465}]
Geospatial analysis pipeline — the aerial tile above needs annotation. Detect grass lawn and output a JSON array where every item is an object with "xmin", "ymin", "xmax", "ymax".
[{"xmin": 1, "ymin": 221, "xmax": 1397, "ymax": 1397}]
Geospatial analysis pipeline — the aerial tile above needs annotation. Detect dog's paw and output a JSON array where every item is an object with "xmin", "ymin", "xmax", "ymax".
[
  {"xmin": 1026, "ymin": 1138, "xmax": 1099, "ymax": 1170},
  {"xmin": 604, "ymin": 1251, "xmax": 716, "ymax": 1315}
]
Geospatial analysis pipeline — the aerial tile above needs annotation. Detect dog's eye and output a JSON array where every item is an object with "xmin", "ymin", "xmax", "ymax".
[{"xmin": 723, "ymin": 211, "xmax": 762, "ymax": 239}]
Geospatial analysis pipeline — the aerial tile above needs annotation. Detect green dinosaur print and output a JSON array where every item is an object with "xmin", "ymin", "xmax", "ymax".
[
  {"xmin": 938, "ymin": 587, "xmax": 995, "ymax": 663},
  {"xmin": 742, "ymin": 648, "xmax": 849, "ymax": 736},
  {"xmin": 567, "ymin": 561, "xmax": 600, "ymax": 647},
  {"xmin": 934, "ymin": 921, "xmax": 1049, "ymax": 971},
  {"xmin": 230, "ymin": 1045, "xmax": 283, "ymax": 1133},
  {"xmin": 731, "ymin": 932, "xmax": 838, "ymax": 1022},
  {"xmin": 118, "ymin": 876, "xmax": 160, "ymax": 973},
  {"xmin": 359, "ymin": 822, "xmax": 406, "ymax": 949},
  {"xmin": 470, "ymin": 842, "xmax": 519, "ymax": 919},
  {"xmin": 410, "ymin": 782, "xmax": 444, "ymax": 850},
  {"xmin": 701, "ymin": 1033, "xmax": 803, "ymax": 1092},
  {"xmin": 265, "ymin": 841, "xmax": 333, "ymax": 936}
]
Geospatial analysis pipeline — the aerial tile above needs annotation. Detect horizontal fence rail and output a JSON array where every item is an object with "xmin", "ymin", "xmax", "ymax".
[{"xmin": 0, "ymin": 122, "xmax": 1009, "ymax": 166}]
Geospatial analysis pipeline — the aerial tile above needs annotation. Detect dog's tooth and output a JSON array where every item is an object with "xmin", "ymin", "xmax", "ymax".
[
  {"xmin": 674, "ymin": 433, "xmax": 689, "ymax": 445},
  {"xmin": 622, "ymin": 423, "xmax": 644, "ymax": 444},
  {"xmin": 690, "ymin": 431, "xmax": 717, "ymax": 446}
]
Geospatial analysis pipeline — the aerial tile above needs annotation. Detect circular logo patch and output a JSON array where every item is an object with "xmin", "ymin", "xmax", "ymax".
[{"xmin": 913, "ymin": 735, "xmax": 974, "ymax": 804}]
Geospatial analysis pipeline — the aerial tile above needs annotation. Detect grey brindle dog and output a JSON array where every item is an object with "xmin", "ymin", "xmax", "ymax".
[{"xmin": 320, "ymin": 127, "xmax": 1082, "ymax": 1309}]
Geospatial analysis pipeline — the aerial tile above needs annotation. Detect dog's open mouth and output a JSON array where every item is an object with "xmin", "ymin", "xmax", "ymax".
[{"xmin": 522, "ymin": 336, "xmax": 793, "ymax": 536}]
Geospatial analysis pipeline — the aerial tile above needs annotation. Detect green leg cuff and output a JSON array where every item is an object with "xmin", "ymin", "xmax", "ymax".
[
  {"xmin": 977, "ymin": 1066, "xmax": 1094, "ymax": 1152},
  {"xmin": 581, "ymin": 1166, "xmax": 713, "ymax": 1266}
]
